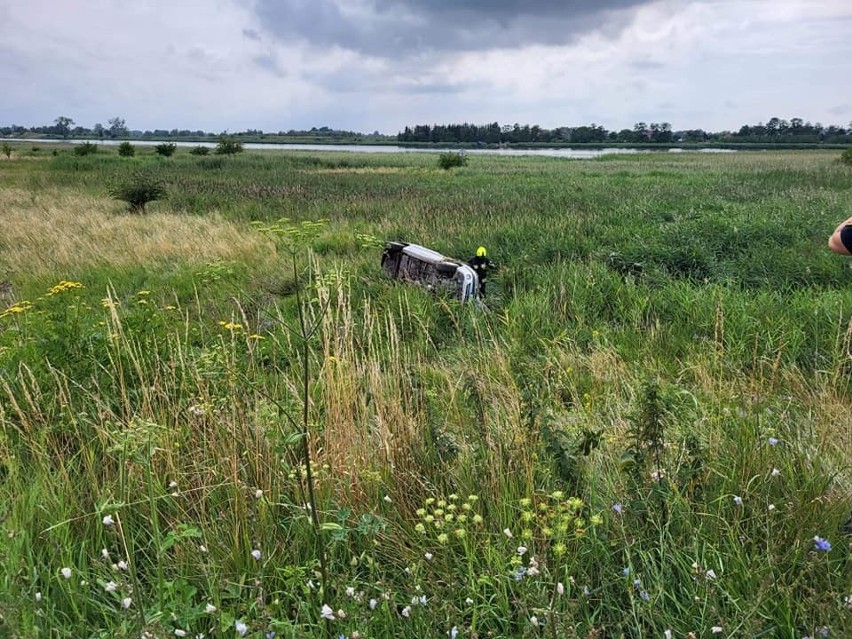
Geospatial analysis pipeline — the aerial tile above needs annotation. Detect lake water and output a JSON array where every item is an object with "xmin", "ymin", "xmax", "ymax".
[{"xmin": 5, "ymin": 138, "xmax": 734, "ymax": 159}]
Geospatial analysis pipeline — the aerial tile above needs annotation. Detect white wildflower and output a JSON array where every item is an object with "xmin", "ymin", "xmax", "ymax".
[
  {"xmin": 104, "ymin": 581, "xmax": 118, "ymax": 592},
  {"xmin": 401, "ymin": 606, "xmax": 411, "ymax": 618},
  {"xmin": 320, "ymin": 604, "xmax": 335, "ymax": 620},
  {"xmin": 205, "ymin": 603, "xmax": 217, "ymax": 613},
  {"xmin": 235, "ymin": 620, "xmax": 248, "ymax": 636},
  {"xmin": 517, "ymin": 546, "xmax": 528, "ymax": 556},
  {"xmin": 122, "ymin": 597, "xmax": 132, "ymax": 609},
  {"xmin": 557, "ymin": 582, "xmax": 564, "ymax": 595},
  {"xmin": 60, "ymin": 567, "xmax": 72, "ymax": 579},
  {"xmin": 503, "ymin": 528, "xmax": 513, "ymax": 538},
  {"xmin": 102, "ymin": 514, "xmax": 115, "ymax": 526},
  {"xmin": 251, "ymin": 549, "xmax": 262, "ymax": 561}
]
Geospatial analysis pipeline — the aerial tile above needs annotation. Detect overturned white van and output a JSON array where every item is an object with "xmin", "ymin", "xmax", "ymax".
[{"xmin": 381, "ymin": 242, "xmax": 480, "ymax": 302}]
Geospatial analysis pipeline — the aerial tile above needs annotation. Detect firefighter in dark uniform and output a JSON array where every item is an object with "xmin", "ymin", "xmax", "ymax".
[{"xmin": 468, "ymin": 246, "xmax": 495, "ymax": 297}]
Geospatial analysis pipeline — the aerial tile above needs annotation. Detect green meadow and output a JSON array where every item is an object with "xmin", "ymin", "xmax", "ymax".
[{"xmin": 0, "ymin": 144, "xmax": 850, "ymax": 638}]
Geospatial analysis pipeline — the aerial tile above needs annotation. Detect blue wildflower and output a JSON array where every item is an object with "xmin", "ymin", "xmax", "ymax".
[
  {"xmin": 813, "ymin": 536, "xmax": 831, "ymax": 552},
  {"xmin": 640, "ymin": 590, "xmax": 650, "ymax": 601},
  {"xmin": 612, "ymin": 503, "xmax": 623, "ymax": 514},
  {"xmin": 768, "ymin": 437, "xmax": 779, "ymax": 446},
  {"xmin": 513, "ymin": 565, "xmax": 527, "ymax": 581}
]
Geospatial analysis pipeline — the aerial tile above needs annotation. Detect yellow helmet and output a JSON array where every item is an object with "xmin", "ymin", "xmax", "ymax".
[{"xmin": 476, "ymin": 246, "xmax": 487, "ymax": 257}]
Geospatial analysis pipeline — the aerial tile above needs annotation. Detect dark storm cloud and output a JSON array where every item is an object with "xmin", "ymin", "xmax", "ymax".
[{"xmin": 252, "ymin": 0, "xmax": 652, "ymax": 58}]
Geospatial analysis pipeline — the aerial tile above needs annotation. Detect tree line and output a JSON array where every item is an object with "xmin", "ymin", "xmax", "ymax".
[
  {"xmin": 2, "ymin": 116, "xmax": 850, "ymax": 146},
  {"xmin": 398, "ymin": 118, "xmax": 852, "ymax": 145},
  {"xmin": 0, "ymin": 118, "xmax": 383, "ymax": 142}
]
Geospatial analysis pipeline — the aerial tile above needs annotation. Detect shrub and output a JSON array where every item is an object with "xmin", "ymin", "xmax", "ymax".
[
  {"xmin": 215, "ymin": 137, "xmax": 243, "ymax": 155},
  {"xmin": 1, "ymin": 143, "xmax": 11, "ymax": 159},
  {"xmin": 841, "ymin": 147, "xmax": 852, "ymax": 166},
  {"xmin": 117, "ymin": 141, "xmax": 135, "ymax": 157},
  {"xmin": 189, "ymin": 145, "xmax": 210, "ymax": 156},
  {"xmin": 438, "ymin": 151, "xmax": 467, "ymax": 170},
  {"xmin": 74, "ymin": 142, "xmax": 98, "ymax": 156},
  {"xmin": 109, "ymin": 172, "xmax": 166, "ymax": 213},
  {"xmin": 154, "ymin": 142, "xmax": 177, "ymax": 157}
]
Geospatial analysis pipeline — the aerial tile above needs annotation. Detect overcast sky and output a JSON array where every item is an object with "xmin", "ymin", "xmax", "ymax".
[{"xmin": 1, "ymin": 0, "xmax": 849, "ymax": 134}]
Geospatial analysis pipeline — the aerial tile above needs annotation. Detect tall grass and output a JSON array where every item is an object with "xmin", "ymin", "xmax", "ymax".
[{"xmin": 0, "ymin": 148, "xmax": 849, "ymax": 638}]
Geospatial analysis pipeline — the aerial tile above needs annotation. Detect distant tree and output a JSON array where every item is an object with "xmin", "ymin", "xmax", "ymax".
[
  {"xmin": 154, "ymin": 142, "xmax": 177, "ymax": 157},
  {"xmin": 54, "ymin": 116, "xmax": 75, "ymax": 138},
  {"xmin": 93, "ymin": 123, "xmax": 105, "ymax": 139},
  {"xmin": 108, "ymin": 117, "xmax": 129, "ymax": 138},
  {"xmin": 117, "ymin": 141, "xmax": 135, "ymax": 157}
]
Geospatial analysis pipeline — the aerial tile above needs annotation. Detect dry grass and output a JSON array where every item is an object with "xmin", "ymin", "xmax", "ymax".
[{"xmin": 0, "ymin": 187, "xmax": 274, "ymax": 277}]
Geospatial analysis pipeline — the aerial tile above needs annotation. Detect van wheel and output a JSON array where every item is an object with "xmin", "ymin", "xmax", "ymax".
[{"xmin": 436, "ymin": 262, "xmax": 458, "ymax": 275}]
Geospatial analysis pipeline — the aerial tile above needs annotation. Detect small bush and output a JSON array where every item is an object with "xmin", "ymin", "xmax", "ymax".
[
  {"xmin": 117, "ymin": 141, "xmax": 135, "ymax": 157},
  {"xmin": 190, "ymin": 145, "xmax": 210, "ymax": 156},
  {"xmin": 109, "ymin": 172, "xmax": 166, "ymax": 213},
  {"xmin": 1, "ymin": 143, "xmax": 11, "ymax": 159},
  {"xmin": 154, "ymin": 142, "xmax": 177, "ymax": 157},
  {"xmin": 74, "ymin": 142, "xmax": 98, "ymax": 156},
  {"xmin": 841, "ymin": 147, "xmax": 852, "ymax": 166},
  {"xmin": 215, "ymin": 137, "xmax": 243, "ymax": 155},
  {"xmin": 438, "ymin": 152, "xmax": 467, "ymax": 170}
]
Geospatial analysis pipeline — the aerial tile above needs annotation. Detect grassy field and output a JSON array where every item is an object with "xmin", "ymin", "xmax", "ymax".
[{"xmin": 0, "ymin": 144, "xmax": 850, "ymax": 638}]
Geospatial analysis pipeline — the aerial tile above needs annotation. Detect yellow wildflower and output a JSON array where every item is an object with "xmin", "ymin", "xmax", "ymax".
[
  {"xmin": 0, "ymin": 300, "xmax": 33, "ymax": 318},
  {"xmin": 47, "ymin": 280, "xmax": 84, "ymax": 296}
]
